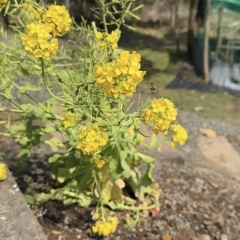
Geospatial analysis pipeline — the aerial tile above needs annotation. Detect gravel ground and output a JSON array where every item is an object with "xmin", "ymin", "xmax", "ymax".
[{"xmin": 1, "ymin": 106, "xmax": 240, "ymax": 240}]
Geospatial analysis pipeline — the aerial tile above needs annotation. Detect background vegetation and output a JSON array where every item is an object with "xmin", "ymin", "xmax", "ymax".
[{"xmin": 1, "ymin": 0, "xmax": 240, "ymax": 127}]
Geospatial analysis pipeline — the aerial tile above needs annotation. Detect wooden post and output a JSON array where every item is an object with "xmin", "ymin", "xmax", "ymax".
[
  {"xmin": 187, "ymin": 0, "xmax": 196, "ymax": 62},
  {"xmin": 203, "ymin": 0, "xmax": 211, "ymax": 83},
  {"xmin": 170, "ymin": 1, "xmax": 176, "ymax": 30},
  {"xmin": 215, "ymin": 7, "xmax": 223, "ymax": 59},
  {"xmin": 175, "ymin": 0, "xmax": 180, "ymax": 55}
]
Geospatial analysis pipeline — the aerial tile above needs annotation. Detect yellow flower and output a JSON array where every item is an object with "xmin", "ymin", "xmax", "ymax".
[
  {"xmin": 94, "ymin": 51, "xmax": 145, "ymax": 98},
  {"xmin": 112, "ymin": 43, "xmax": 118, "ymax": 50},
  {"xmin": 147, "ymin": 187, "xmax": 153, "ymax": 195},
  {"xmin": 62, "ymin": 112, "xmax": 76, "ymax": 128},
  {"xmin": 90, "ymin": 157, "xmax": 105, "ymax": 168},
  {"xmin": 128, "ymin": 51, "xmax": 141, "ymax": 69},
  {"xmin": 143, "ymin": 98, "xmax": 177, "ymax": 134},
  {"xmin": 42, "ymin": 5, "xmax": 72, "ymax": 36},
  {"xmin": 170, "ymin": 124, "xmax": 188, "ymax": 148},
  {"xmin": 101, "ymin": 42, "xmax": 107, "ymax": 51},
  {"xmin": 117, "ymin": 50, "xmax": 130, "ymax": 64},
  {"xmin": 92, "ymin": 212, "xmax": 100, "ymax": 220},
  {"xmin": 147, "ymin": 183, "xmax": 161, "ymax": 199},
  {"xmin": 77, "ymin": 123, "xmax": 108, "ymax": 155},
  {"xmin": 0, "ymin": 0, "xmax": 7, "ymax": 5},
  {"xmin": 94, "ymin": 29, "xmax": 119, "ymax": 52},
  {"xmin": 92, "ymin": 215, "xmax": 118, "ymax": 236},
  {"xmin": 23, "ymin": 3, "xmax": 44, "ymax": 20},
  {"xmin": 95, "ymin": 31, "xmax": 104, "ymax": 41},
  {"xmin": 0, "ymin": 163, "xmax": 7, "ymax": 181},
  {"xmin": 106, "ymin": 30, "xmax": 118, "ymax": 43},
  {"xmin": 21, "ymin": 22, "xmax": 58, "ymax": 59}
]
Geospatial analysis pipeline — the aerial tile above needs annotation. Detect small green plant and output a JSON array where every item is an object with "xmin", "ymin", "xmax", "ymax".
[
  {"xmin": 25, "ymin": 187, "xmax": 37, "ymax": 208},
  {"xmin": 0, "ymin": 0, "xmax": 188, "ymax": 236}
]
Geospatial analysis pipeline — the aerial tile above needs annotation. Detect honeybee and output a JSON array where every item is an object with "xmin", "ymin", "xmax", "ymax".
[
  {"xmin": 148, "ymin": 82, "xmax": 156, "ymax": 94},
  {"xmin": 138, "ymin": 82, "xmax": 160, "ymax": 96}
]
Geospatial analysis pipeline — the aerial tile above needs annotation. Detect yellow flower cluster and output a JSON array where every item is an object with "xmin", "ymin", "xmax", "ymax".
[
  {"xmin": 147, "ymin": 183, "xmax": 161, "ymax": 199},
  {"xmin": 170, "ymin": 124, "xmax": 188, "ymax": 148},
  {"xmin": 95, "ymin": 30, "xmax": 119, "ymax": 51},
  {"xmin": 21, "ymin": 4, "xmax": 72, "ymax": 59},
  {"xmin": 90, "ymin": 157, "xmax": 105, "ymax": 168},
  {"xmin": 143, "ymin": 98, "xmax": 178, "ymax": 134},
  {"xmin": 62, "ymin": 112, "xmax": 76, "ymax": 128},
  {"xmin": 21, "ymin": 22, "xmax": 58, "ymax": 59},
  {"xmin": 0, "ymin": 163, "xmax": 7, "ymax": 181},
  {"xmin": 23, "ymin": 3, "xmax": 44, "ymax": 20},
  {"xmin": 77, "ymin": 123, "xmax": 108, "ymax": 155},
  {"xmin": 94, "ymin": 51, "xmax": 146, "ymax": 98},
  {"xmin": 42, "ymin": 5, "xmax": 72, "ymax": 36},
  {"xmin": 92, "ymin": 215, "xmax": 119, "ymax": 236}
]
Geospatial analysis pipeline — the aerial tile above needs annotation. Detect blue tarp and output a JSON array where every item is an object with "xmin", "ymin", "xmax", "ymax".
[{"xmin": 211, "ymin": 0, "xmax": 240, "ymax": 12}]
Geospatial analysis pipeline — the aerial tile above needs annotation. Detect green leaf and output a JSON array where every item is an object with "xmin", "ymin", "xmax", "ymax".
[
  {"xmin": 123, "ymin": 23, "xmax": 136, "ymax": 31},
  {"xmin": 132, "ymin": 4, "xmax": 144, "ymax": 12},
  {"xmin": 25, "ymin": 194, "xmax": 35, "ymax": 205},
  {"xmin": 149, "ymin": 134, "xmax": 157, "ymax": 149},
  {"xmin": 23, "ymin": 84, "xmax": 42, "ymax": 92},
  {"xmin": 109, "ymin": 154, "xmax": 119, "ymax": 179},
  {"xmin": 44, "ymin": 137, "xmax": 64, "ymax": 152},
  {"xmin": 57, "ymin": 168, "xmax": 73, "ymax": 183},
  {"xmin": 65, "ymin": 154, "xmax": 80, "ymax": 168},
  {"xmin": 138, "ymin": 163, "xmax": 155, "ymax": 201},
  {"xmin": 63, "ymin": 189, "xmax": 78, "ymax": 198},
  {"xmin": 128, "ymin": 11, "xmax": 141, "ymax": 20},
  {"xmin": 111, "ymin": 126, "xmax": 121, "ymax": 150},
  {"xmin": 48, "ymin": 154, "xmax": 62, "ymax": 164},
  {"xmin": 17, "ymin": 148, "xmax": 30, "ymax": 169},
  {"xmin": 135, "ymin": 152, "xmax": 154, "ymax": 164},
  {"xmin": 16, "ymin": 136, "xmax": 30, "ymax": 146},
  {"xmin": 77, "ymin": 192, "xmax": 93, "ymax": 207},
  {"xmin": 63, "ymin": 197, "xmax": 78, "ymax": 206},
  {"xmin": 56, "ymin": 70, "xmax": 71, "ymax": 84},
  {"xmin": 111, "ymin": 126, "xmax": 132, "ymax": 179},
  {"xmin": 119, "ymin": 150, "xmax": 131, "ymax": 178},
  {"xmin": 36, "ymin": 192, "xmax": 53, "ymax": 204},
  {"xmin": 75, "ymin": 165, "xmax": 94, "ymax": 191},
  {"xmin": 43, "ymin": 98, "xmax": 57, "ymax": 111},
  {"xmin": 4, "ymin": 85, "xmax": 13, "ymax": 99},
  {"xmin": 9, "ymin": 123, "xmax": 25, "ymax": 134},
  {"xmin": 120, "ymin": 118, "xmax": 132, "ymax": 127},
  {"xmin": 41, "ymin": 126, "xmax": 56, "ymax": 134}
]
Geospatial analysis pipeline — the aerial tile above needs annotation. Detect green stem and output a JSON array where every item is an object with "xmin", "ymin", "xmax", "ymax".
[
  {"xmin": 101, "ymin": 0, "xmax": 108, "ymax": 33},
  {"xmin": 0, "ymin": 93, "xmax": 22, "ymax": 110},
  {"xmin": 0, "ymin": 108, "xmax": 23, "ymax": 113},
  {"xmin": 92, "ymin": 21, "xmax": 97, "ymax": 35},
  {"xmin": 40, "ymin": 58, "xmax": 74, "ymax": 106},
  {"xmin": 107, "ymin": 202, "xmax": 158, "ymax": 211},
  {"xmin": 118, "ymin": 94, "xmax": 125, "ymax": 118},
  {"xmin": 12, "ymin": 82, "xmax": 40, "ymax": 104},
  {"xmin": 11, "ymin": 82, "xmax": 55, "ymax": 116},
  {"xmin": 102, "ymin": 109, "xmax": 122, "ymax": 113},
  {"xmin": 0, "ymin": 133, "xmax": 11, "ymax": 137}
]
